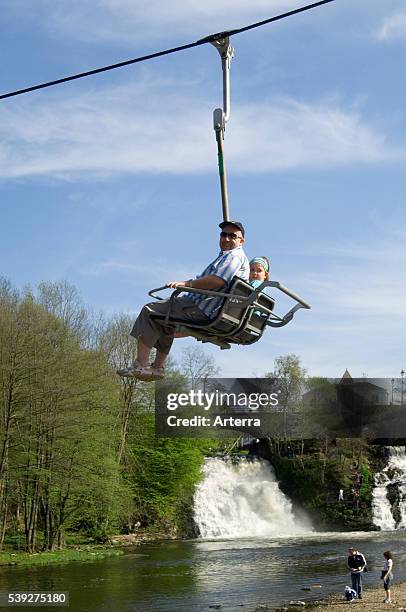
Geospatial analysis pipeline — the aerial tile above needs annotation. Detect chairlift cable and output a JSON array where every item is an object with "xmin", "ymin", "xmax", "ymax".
[{"xmin": 0, "ymin": 0, "xmax": 335, "ymax": 101}]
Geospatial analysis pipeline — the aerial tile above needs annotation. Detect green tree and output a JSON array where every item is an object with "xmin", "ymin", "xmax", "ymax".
[{"xmin": 266, "ymin": 354, "xmax": 307, "ymax": 450}]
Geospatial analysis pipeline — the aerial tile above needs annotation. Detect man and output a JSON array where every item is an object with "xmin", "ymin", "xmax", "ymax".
[
  {"xmin": 118, "ymin": 221, "xmax": 249, "ymax": 381},
  {"xmin": 347, "ymin": 547, "xmax": 367, "ymax": 599}
]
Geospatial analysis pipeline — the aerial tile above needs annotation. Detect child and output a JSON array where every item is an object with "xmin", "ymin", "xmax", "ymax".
[
  {"xmin": 344, "ymin": 586, "xmax": 357, "ymax": 602},
  {"xmin": 382, "ymin": 550, "xmax": 394, "ymax": 604},
  {"xmin": 249, "ymin": 256, "xmax": 271, "ymax": 289}
]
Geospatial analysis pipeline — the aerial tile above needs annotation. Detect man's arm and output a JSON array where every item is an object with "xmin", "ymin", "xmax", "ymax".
[{"xmin": 167, "ymin": 275, "xmax": 226, "ymax": 290}]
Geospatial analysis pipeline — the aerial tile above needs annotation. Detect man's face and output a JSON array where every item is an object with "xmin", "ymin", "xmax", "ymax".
[{"xmin": 219, "ymin": 224, "xmax": 244, "ymax": 251}]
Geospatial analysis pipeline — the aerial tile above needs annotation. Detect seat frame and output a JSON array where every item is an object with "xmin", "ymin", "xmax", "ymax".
[{"xmin": 148, "ymin": 277, "xmax": 310, "ymax": 349}]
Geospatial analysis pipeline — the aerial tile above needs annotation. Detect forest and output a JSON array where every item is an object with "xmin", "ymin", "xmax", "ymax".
[
  {"xmin": 0, "ymin": 277, "xmax": 391, "ymax": 554},
  {"xmin": 0, "ymin": 278, "xmax": 221, "ymax": 553}
]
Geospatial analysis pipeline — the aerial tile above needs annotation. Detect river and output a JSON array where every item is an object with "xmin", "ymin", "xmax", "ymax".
[{"xmin": 0, "ymin": 531, "xmax": 405, "ymax": 611}]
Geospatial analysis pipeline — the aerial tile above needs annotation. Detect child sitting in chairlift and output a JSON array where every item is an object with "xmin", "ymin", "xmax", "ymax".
[{"xmin": 249, "ymin": 256, "xmax": 271, "ymax": 288}]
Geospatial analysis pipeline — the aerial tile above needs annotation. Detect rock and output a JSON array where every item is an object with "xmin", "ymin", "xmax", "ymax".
[
  {"xmin": 301, "ymin": 587, "xmax": 311, "ymax": 591},
  {"xmin": 288, "ymin": 602, "xmax": 306, "ymax": 608},
  {"xmin": 208, "ymin": 606, "xmax": 222, "ymax": 610}
]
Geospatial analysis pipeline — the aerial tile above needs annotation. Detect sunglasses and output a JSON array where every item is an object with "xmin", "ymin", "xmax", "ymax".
[{"xmin": 220, "ymin": 231, "xmax": 241, "ymax": 240}]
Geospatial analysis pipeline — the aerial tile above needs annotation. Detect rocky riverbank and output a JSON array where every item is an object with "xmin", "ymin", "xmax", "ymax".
[{"xmin": 304, "ymin": 580, "xmax": 405, "ymax": 611}]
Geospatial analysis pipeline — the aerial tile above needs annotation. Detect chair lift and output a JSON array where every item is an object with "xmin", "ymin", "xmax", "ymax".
[
  {"xmin": 148, "ymin": 278, "xmax": 310, "ymax": 350},
  {"xmin": 149, "ymin": 37, "xmax": 311, "ymax": 348}
]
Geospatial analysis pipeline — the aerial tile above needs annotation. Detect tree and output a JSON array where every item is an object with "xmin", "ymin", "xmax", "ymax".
[
  {"xmin": 180, "ymin": 345, "xmax": 219, "ymax": 388},
  {"xmin": 0, "ymin": 279, "xmax": 21, "ymax": 548},
  {"xmin": 266, "ymin": 354, "xmax": 307, "ymax": 451},
  {"xmin": 96, "ymin": 314, "xmax": 154, "ymax": 465},
  {"xmin": 37, "ymin": 281, "xmax": 89, "ymax": 344},
  {"xmin": 0, "ymin": 280, "xmax": 133, "ymax": 550}
]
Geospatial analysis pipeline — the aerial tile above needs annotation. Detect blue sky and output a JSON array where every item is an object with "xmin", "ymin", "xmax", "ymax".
[{"xmin": 1, "ymin": 0, "xmax": 406, "ymax": 378}]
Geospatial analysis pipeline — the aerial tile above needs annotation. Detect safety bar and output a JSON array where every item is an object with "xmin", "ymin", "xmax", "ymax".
[
  {"xmin": 148, "ymin": 285, "xmax": 247, "ymax": 302},
  {"xmin": 267, "ymin": 304, "xmax": 301, "ymax": 328},
  {"xmin": 258, "ymin": 280, "xmax": 311, "ymax": 310},
  {"xmin": 147, "ymin": 280, "xmax": 310, "ymax": 335},
  {"xmin": 148, "ymin": 281, "xmax": 311, "ymax": 313}
]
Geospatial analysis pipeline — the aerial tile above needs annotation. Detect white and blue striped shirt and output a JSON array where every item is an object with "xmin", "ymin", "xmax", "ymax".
[{"xmin": 186, "ymin": 247, "xmax": 249, "ymax": 318}]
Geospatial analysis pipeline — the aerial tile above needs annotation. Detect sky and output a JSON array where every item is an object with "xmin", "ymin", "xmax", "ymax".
[{"xmin": 1, "ymin": 0, "xmax": 405, "ymax": 379}]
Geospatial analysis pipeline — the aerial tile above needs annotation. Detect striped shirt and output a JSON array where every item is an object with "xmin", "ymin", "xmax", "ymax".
[{"xmin": 187, "ymin": 247, "xmax": 249, "ymax": 318}]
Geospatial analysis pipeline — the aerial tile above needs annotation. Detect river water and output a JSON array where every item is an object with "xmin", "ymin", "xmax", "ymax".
[{"xmin": 0, "ymin": 531, "xmax": 405, "ymax": 611}]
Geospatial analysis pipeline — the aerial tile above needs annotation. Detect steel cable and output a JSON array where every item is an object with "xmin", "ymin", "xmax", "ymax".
[{"xmin": 0, "ymin": 0, "xmax": 335, "ymax": 101}]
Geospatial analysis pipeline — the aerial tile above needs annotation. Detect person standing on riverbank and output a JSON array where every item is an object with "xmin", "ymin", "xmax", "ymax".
[
  {"xmin": 347, "ymin": 547, "xmax": 367, "ymax": 599},
  {"xmin": 382, "ymin": 550, "xmax": 394, "ymax": 604}
]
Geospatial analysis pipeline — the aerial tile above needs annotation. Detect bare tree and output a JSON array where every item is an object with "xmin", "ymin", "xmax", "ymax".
[{"xmin": 180, "ymin": 345, "xmax": 219, "ymax": 388}]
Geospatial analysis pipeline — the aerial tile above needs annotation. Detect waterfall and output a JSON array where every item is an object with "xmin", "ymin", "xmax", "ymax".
[
  {"xmin": 193, "ymin": 457, "xmax": 312, "ymax": 538},
  {"xmin": 372, "ymin": 446, "xmax": 406, "ymax": 530}
]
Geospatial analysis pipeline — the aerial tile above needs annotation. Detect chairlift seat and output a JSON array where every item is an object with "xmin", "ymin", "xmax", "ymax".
[{"xmin": 147, "ymin": 276, "xmax": 310, "ymax": 349}]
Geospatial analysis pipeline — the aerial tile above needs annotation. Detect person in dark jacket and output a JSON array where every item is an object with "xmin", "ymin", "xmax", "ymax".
[{"xmin": 347, "ymin": 547, "xmax": 367, "ymax": 599}]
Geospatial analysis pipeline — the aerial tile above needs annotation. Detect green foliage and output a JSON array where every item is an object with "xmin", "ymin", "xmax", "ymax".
[
  {"xmin": 359, "ymin": 463, "xmax": 371, "ymax": 499},
  {"xmin": 0, "ymin": 547, "xmax": 124, "ymax": 567},
  {"xmin": 0, "ymin": 277, "xmax": 383, "ymax": 552},
  {"xmin": 129, "ymin": 413, "xmax": 216, "ymax": 531},
  {"xmin": 0, "ymin": 278, "xmax": 226, "ymax": 551},
  {"xmin": 267, "ymin": 354, "xmax": 307, "ymax": 409},
  {"xmin": 271, "ymin": 441, "xmax": 375, "ymax": 530}
]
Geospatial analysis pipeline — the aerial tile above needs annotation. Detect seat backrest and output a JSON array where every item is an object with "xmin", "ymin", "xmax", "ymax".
[
  {"xmin": 255, "ymin": 292, "xmax": 275, "ymax": 314},
  {"xmin": 219, "ymin": 277, "xmax": 254, "ymax": 322},
  {"xmin": 208, "ymin": 277, "xmax": 276, "ymax": 341},
  {"xmin": 225, "ymin": 282, "xmax": 276, "ymax": 344},
  {"xmin": 167, "ymin": 277, "xmax": 276, "ymax": 347}
]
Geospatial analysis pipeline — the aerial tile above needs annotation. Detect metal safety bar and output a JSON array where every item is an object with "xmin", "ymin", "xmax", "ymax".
[
  {"xmin": 147, "ymin": 280, "xmax": 311, "ymax": 322},
  {"xmin": 148, "ymin": 284, "xmax": 246, "ymax": 302},
  {"xmin": 258, "ymin": 280, "xmax": 312, "ymax": 310}
]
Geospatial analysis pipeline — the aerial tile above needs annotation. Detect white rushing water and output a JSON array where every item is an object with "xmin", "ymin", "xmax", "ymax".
[
  {"xmin": 193, "ymin": 457, "xmax": 312, "ymax": 538},
  {"xmin": 372, "ymin": 446, "xmax": 406, "ymax": 530}
]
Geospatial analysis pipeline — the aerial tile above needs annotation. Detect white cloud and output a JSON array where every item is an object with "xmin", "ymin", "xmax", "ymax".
[
  {"xmin": 258, "ymin": 224, "xmax": 406, "ymax": 378},
  {"xmin": 85, "ymin": 258, "xmax": 192, "ymax": 284},
  {"xmin": 1, "ymin": 82, "xmax": 402, "ymax": 180},
  {"xmin": 376, "ymin": 11, "xmax": 406, "ymax": 41},
  {"xmin": 4, "ymin": 0, "xmax": 306, "ymax": 45},
  {"xmin": 301, "ymin": 227, "xmax": 406, "ymax": 319}
]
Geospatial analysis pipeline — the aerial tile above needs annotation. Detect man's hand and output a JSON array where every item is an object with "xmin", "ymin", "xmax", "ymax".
[{"xmin": 167, "ymin": 281, "xmax": 188, "ymax": 288}]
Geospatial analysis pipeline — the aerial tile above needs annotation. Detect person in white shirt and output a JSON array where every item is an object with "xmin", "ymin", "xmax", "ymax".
[
  {"xmin": 117, "ymin": 221, "xmax": 249, "ymax": 381},
  {"xmin": 382, "ymin": 550, "xmax": 394, "ymax": 604}
]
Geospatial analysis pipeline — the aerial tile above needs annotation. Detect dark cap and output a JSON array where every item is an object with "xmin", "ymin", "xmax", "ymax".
[{"xmin": 219, "ymin": 220, "xmax": 245, "ymax": 237}]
